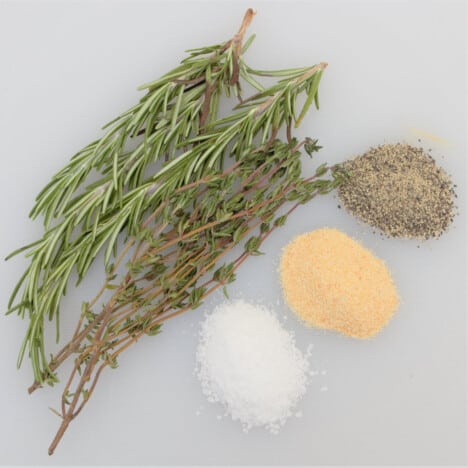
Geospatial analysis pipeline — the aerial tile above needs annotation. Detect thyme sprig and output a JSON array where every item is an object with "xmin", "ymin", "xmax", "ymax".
[{"xmin": 43, "ymin": 138, "xmax": 344, "ymax": 454}]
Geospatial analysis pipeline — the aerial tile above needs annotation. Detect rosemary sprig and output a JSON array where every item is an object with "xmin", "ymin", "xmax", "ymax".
[
  {"xmin": 7, "ymin": 9, "xmax": 258, "ymax": 382},
  {"xmin": 9, "ymin": 58, "xmax": 326, "ymax": 386},
  {"xmin": 44, "ymin": 138, "xmax": 344, "ymax": 454}
]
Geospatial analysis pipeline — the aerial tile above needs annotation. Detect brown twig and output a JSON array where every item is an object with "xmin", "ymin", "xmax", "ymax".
[{"xmin": 48, "ymin": 293, "xmax": 119, "ymax": 455}]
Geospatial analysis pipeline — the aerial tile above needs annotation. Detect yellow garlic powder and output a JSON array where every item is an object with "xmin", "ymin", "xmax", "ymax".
[{"xmin": 280, "ymin": 228, "xmax": 399, "ymax": 339}]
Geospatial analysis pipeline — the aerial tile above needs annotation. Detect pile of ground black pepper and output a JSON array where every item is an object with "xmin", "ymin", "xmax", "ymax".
[{"xmin": 337, "ymin": 143, "xmax": 455, "ymax": 239}]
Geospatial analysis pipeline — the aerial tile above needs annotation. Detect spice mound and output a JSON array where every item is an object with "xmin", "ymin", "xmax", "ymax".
[
  {"xmin": 280, "ymin": 228, "xmax": 399, "ymax": 339},
  {"xmin": 337, "ymin": 143, "xmax": 455, "ymax": 239},
  {"xmin": 196, "ymin": 300, "xmax": 309, "ymax": 433}
]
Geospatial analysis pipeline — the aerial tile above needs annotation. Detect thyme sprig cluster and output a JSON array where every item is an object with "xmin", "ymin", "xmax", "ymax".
[
  {"xmin": 46, "ymin": 138, "xmax": 343, "ymax": 455},
  {"xmin": 7, "ymin": 9, "xmax": 343, "ymax": 454}
]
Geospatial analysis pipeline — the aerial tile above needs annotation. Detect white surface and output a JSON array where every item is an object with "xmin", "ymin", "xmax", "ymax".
[{"xmin": 0, "ymin": 0, "xmax": 466, "ymax": 465}]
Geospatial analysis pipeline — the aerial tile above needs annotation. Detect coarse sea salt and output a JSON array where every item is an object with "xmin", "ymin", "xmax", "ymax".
[{"xmin": 196, "ymin": 299, "xmax": 309, "ymax": 433}]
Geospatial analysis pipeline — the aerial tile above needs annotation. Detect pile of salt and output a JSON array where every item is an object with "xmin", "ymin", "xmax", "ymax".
[{"xmin": 196, "ymin": 300, "xmax": 309, "ymax": 433}]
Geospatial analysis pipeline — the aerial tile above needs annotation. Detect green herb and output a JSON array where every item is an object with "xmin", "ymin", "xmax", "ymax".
[
  {"xmin": 6, "ymin": 9, "xmax": 342, "ymax": 455},
  {"xmin": 8, "ymin": 9, "xmax": 259, "ymax": 382},
  {"xmin": 44, "ymin": 138, "xmax": 342, "ymax": 455}
]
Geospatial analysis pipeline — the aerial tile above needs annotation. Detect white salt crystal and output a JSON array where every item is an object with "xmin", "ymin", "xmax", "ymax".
[{"xmin": 196, "ymin": 299, "xmax": 309, "ymax": 433}]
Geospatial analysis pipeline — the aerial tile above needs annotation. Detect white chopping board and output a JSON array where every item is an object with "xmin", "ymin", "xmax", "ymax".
[{"xmin": 0, "ymin": 0, "xmax": 465, "ymax": 464}]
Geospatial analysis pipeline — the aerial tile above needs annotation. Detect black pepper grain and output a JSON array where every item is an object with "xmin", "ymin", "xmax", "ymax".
[{"xmin": 337, "ymin": 143, "xmax": 456, "ymax": 239}]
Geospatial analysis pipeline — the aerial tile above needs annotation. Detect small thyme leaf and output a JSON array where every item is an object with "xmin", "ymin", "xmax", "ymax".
[{"xmin": 304, "ymin": 137, "xmax": 322, "ymax": 156}]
